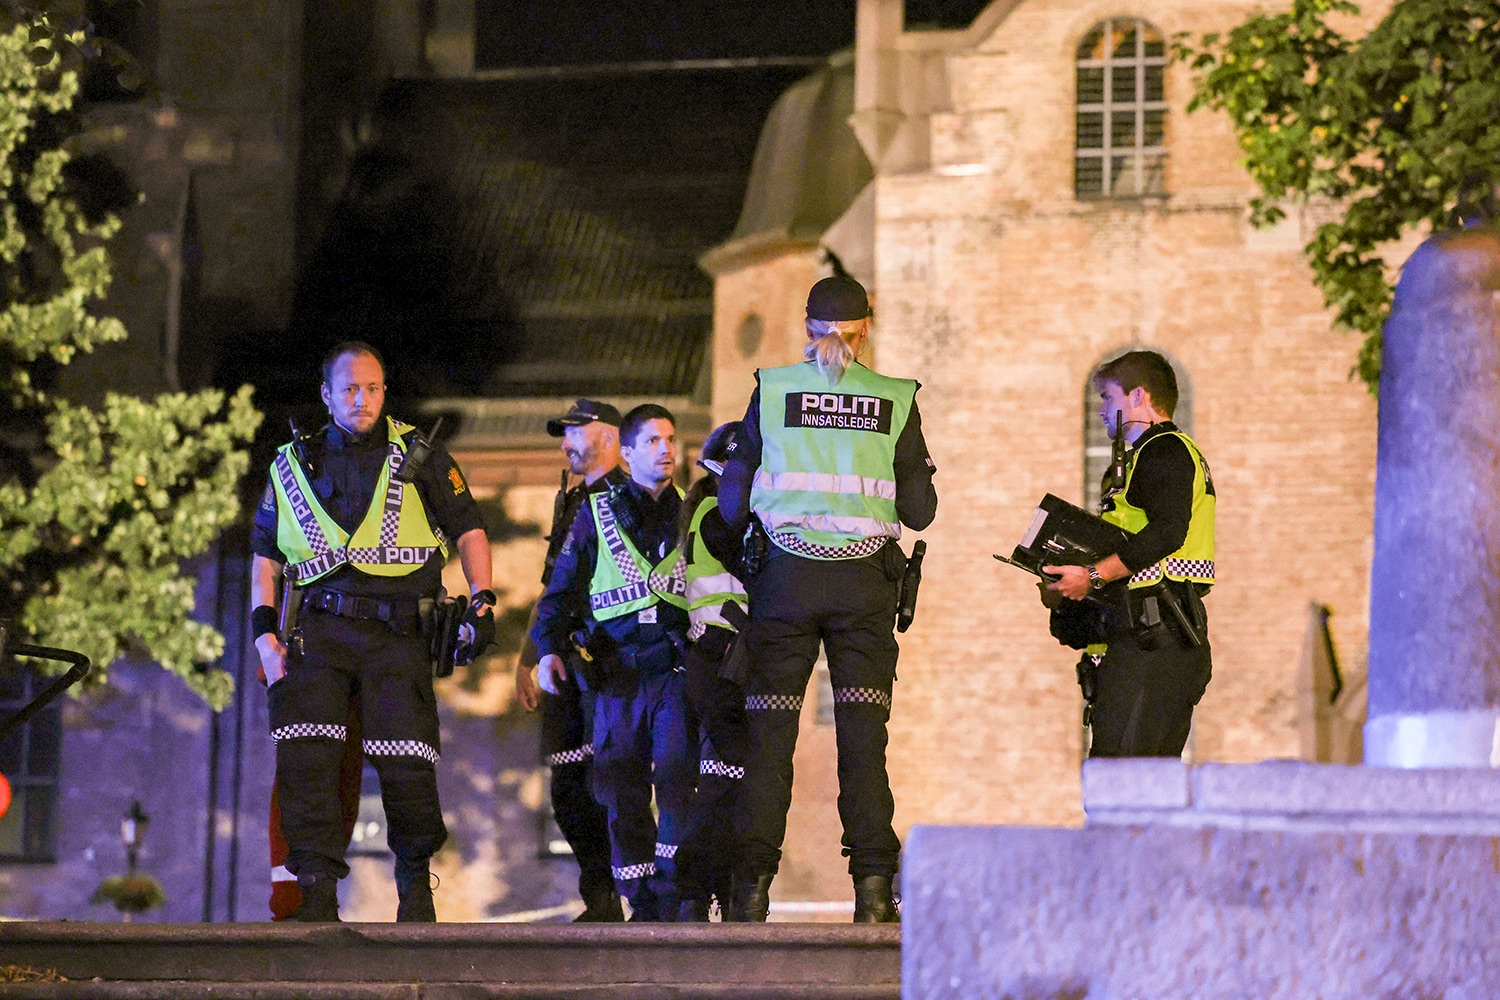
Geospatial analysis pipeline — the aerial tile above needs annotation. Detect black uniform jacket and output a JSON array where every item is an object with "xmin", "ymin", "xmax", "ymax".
[
  {"xmin": 251, "ymin": 420, "xmax": 485, "ymax": 599},
  {"xmin": 531, "ymin": 476, "xmax": 689, "ymax": 672},
  {"xmin": 718, "ymin": 368, "xmax": 939, "ymax": 534}
]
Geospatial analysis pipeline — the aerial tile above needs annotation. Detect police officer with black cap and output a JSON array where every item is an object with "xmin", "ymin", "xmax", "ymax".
[
  {"xmin": 250, "ymin": 341, "xmax": 496, "ymax": 922},
  {"xmin": 719, "ymin": 275, "xmax": 937, "ymax": 923},
  {"xmin": 516, "ymin": 399, "xmax": 627, "ymax": 922},
  {"xmin": 531, "ymin": 404, "xmax": 694, "ymax": 921}
]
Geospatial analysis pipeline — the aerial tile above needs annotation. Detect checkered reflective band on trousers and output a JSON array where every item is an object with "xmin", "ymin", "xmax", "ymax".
[
  {"xmin": 769, "ymin": 530, "xmax": 889, "ymax": 561},
  {"xmin": 833, "ymin": 687, "xmax": 892, "ymax": 711},
  {"xmin": 363, "ymin": 739, "xmax": 440, "ymax": 764},
  {"xmin": 654, "ymin": 843, "xmax": 678, "ymax": 859},
  {"xmin": 700, "ymin": 759, "xmax": 745, "ymax": 779},
  {"xmin": 745, "ymin": 693, "xmax": 805, "ymax": 711},
  {"xmin": 271, "ymin": 723, "xmax": 348, "ymax": 742},
  {"xmin": 545, "ymin": 745, "xmax": 594, "ymax": 767},
  {"xmin": 613, "ymin": 862, "xmax": 656, "ymax": 880}
]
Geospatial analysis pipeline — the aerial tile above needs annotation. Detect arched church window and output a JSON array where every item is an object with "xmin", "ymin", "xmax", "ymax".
[
  {"xmin": 1083, "ymin": 348, "xmax": 1193, "ymax": 512},
  {"xmin": 1075, "ymin": 19, "xmax": 1168, "ymax": 199}
]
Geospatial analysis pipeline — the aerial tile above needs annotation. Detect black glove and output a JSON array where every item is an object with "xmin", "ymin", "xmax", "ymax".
[{"xmin": 453, "ymin": 602, "xmax": 496, "ymax": 667}]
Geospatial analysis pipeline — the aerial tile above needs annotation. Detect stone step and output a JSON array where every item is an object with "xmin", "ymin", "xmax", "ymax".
[{"xmin": 0, "ymin": 922, "xmax": 901, "ymax": 1000}]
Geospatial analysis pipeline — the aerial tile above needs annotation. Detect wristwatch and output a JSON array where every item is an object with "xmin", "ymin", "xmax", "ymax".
[{"xmin": 1087, "ymin": 565, "xmax": 1106, "ymax": 590}]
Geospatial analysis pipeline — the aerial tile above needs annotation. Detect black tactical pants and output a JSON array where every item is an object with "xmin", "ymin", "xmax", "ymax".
[
  {"xmin": 676, "ymin": 627, "xmax": 749, "ymax": 905},
  {"xmin": 268, "ymin": 608, "xmax": 447, "ymax": 881},
  {"xmin": 1090, "ymin": 598, "xmax": 1212, "ymax": 757},
  {"xmin": 539, "ymin": 663, "xmax": 613, "ymax": 902},
  {"xmin": 737, "ymin": 546, "xmax": 903, "ymax": 881}
]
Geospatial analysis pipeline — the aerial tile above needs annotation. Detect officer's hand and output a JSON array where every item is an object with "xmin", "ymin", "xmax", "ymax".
[
  {"xmin": 537, "ymin": 654, "xmax": 567, "ymax": 696},
  {"xmin": 454, "ymin": 604, "xmax": 497, "ymax": 668},
  {"xmin": 1037, "ymin": 580, "xmax": 1065, "ymax": 609},
  {"xmin": 515, "ymin": 660, "xmax": 540, "ymax": 712},
  {"xmin": 1044, "ymin": 565, "xmax": 1092, "ymax": 602},
  {"xmin": 256, "ymin": 633, "xmax": 288, "ymax": 686}
]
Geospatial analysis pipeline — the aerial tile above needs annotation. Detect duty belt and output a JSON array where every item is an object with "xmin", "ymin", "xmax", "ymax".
[{"xmin": 302, "ymin": 587, "xmax": 421, "ymax": 632}]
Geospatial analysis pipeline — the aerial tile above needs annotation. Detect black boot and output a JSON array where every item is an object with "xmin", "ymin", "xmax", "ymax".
[
  {"xmin": 394, "ymin": 859, "xmax": 436, "ymax": 923},
  {"xmin": 852, "ymin": 875, "xmax": 898, "ymax": 923},
  {"xmin": 728, "ymin": 874, "xmax": 773, "ymax": 922},
  {"xmin": 290, "ymin": 874, "xmax": 340, "ymax": 922},
  {"xmin": 677, "ymin": 897, "xmax": 711, "ymax": 922},
  {"xmin": 575, "ymin": 885, "xmax": 625, "ymax": 922}
]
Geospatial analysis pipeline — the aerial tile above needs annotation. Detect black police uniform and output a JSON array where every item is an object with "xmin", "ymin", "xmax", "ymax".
[
  {"xmin": 719, "ymin": 386, "xmax": 937, "ymax": 892},
  {"xmin": 530, "ymin": 465, "xmax": 628, "ymax": 914},
  {"xmin": 531, "ymin": 479, "xmax": 693, "ymax": 920},
  {"xmin": 250, "ymin": 422, "xmax": 484, "ymax": 886},
  {"xmin": 674, "ymin": 492, "xmax": 752, "ymax": 916},
  {"xmin": 1077, "ymin": 422, "xmax": 1213, "ymax": 757}
]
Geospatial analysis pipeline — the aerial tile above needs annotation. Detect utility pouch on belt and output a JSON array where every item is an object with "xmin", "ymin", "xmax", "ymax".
[{"xmin": 428, "ymin": 590, "xmax": 469, "ymax": 678}]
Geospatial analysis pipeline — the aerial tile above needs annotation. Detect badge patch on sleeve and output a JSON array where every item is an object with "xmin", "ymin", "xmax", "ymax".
[
  {"xmin": 448, "ymin": 466, "xmax": 468, "ymax": 495},
  {"xmin": 784, "ymin": 392, "xmax": 893, "ymax": 434}
]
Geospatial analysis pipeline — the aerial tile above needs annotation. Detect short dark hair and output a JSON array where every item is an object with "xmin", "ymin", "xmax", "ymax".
[
  {"xmin": 620, "ymin": 404, "xmax": 676, "ymax": 448},
  {"xmin": 322, "ymin": 341, "xmax": 386, "ymax": 384},
  {"xmin": 1094, "ymin": 350, "xmax": 1179, "ymax": 416}
]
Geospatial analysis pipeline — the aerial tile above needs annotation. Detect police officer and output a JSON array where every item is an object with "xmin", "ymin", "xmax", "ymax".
[
  {"xmin": 250, "ymin": 341, "xmax": 495, "ymax": 922},
  {"xmin": 531, "ymin": 404, "xmax": 693, "ymax": 921},
  {"xmin": 673, "ymin": 421, "xmax": 751, "ymax": 921},
  {"xmin": 719, "ymin": 275, "xmax": 938, "ymax": 923},
  {"xmin": 1044, "ymin": 350, "xmax": 1214, "ymax": 757},
  {"xmin": 515, "ymin": 399, "xmax": 626, "ymax": 922}
]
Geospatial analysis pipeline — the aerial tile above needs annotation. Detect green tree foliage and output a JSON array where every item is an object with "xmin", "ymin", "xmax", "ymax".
[
  {"xmin": 1176, "ymin": 0, "xmax": 1500, "ymax": 389},
  {"xmin": 0, "ymin": 17, "xmax": 260, "ymax": 708}
]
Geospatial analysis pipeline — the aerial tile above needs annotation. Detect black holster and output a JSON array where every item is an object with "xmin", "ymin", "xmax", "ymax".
[
  {"xmin": 1125, "ymin": 582, "xmax": 1204, "ymax": 650},
  {"xmin": 424, "ymin": 590, "xmax": 468, "ymax": 678},
  {"xmin": 569, "ymin": 627, "xmax": 619, "ymax": 691}
]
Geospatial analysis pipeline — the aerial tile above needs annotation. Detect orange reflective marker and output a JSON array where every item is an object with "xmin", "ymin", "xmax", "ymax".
[{"xmin": 0, "ymin": 772, "xmax": 10, "ymax": 820}]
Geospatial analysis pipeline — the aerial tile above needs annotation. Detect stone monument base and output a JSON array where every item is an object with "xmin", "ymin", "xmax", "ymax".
[{"xmin": 903, "ymin": 760, "xmax": 1500, "ymax": 1000}]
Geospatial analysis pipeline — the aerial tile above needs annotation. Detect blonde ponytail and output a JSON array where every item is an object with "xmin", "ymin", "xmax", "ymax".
[{"xmin": 804, "ymin": 319, "xmax": 857, "ymax": 384}]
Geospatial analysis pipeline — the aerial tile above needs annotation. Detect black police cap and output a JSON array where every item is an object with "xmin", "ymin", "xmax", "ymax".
[
  {"xmin": 806, "ymin": 274, "xmax": 871, "ymax": 322},
  {"xmin": 546, "ymin": 399, "xmax": 622, "ymax": 437}
]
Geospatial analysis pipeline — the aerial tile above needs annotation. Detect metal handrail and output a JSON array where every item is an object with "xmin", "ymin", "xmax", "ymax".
[{"xmin": 0, "ymin": 626, "xmax": 92, "ymax": 744}]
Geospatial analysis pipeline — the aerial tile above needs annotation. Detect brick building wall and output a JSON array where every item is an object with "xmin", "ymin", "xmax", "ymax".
[
  {"xmin": 875, "ymin": 0, "xmax": 1391, "ymax": 829},
  {"xmin": 710, "ymin": 0, "xmax": 1400, "ymax": 886}
]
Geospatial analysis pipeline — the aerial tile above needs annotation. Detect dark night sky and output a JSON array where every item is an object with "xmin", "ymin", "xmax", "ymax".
[{"xmin": 475, "ymin": 0, "xmax": 995, "ymax": 68}]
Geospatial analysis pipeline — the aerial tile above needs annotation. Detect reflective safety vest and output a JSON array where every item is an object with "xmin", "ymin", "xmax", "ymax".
[
  {"xmin": 683, "ymin": 496, "xmax": 747, "ymax": 639},
  {"xmin": 751, "ymin": 361, "xmax": 917, "ymax": 560},
  {"xmin": 272, "ymin": 417, "xmax": 446, "ymax": 584},
  {"xmin": 587, "ymin": 487, "xmax": 689, "ymax": 621},
  {"xmin": 1103, "ymin": 429, "xmax": 1216, "ymax": 589}
]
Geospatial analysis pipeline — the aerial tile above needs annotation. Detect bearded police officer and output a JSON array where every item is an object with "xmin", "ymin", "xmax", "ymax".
[
  {"xmin": 531, "ymin": 404, "xmax": 693, "ymax": 921},
  {"xmin": 1044, "ymin": 350, "xmax": 1215, "ymax": 757},
  {"xmin": 250, "ymin": 342, "xmax": 496, "ymax": 921},
  {"xmin": 673, "ymin": 421, "xmax": 751, "ymax": 921},
  {"xmin": 516, "ymin": 399, "xmax": 627, "ymax": 922},
  {"xmin": 719, "ymin": 275, "xmax": 938, "ymax": 923}
]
